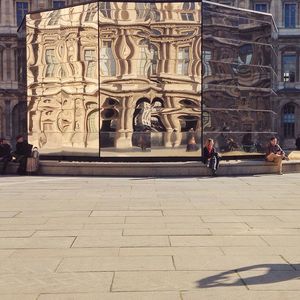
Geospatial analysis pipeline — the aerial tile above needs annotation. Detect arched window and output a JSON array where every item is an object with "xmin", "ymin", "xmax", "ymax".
[{"xmin": 283, "ymin": 103, "xmax": 296, "ymax": 138}]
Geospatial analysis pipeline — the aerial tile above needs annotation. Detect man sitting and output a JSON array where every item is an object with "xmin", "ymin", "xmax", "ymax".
[
  {"xmin": 13, "ymin": 135, "xmax": 33, "ymax": 175},
  {"xmin": 266, "ymin": 137, "xmax": 288, "ymax": 175},
  {"xmin": 0, "ymin": 138, "xmax": 12, "ymax": 175}
]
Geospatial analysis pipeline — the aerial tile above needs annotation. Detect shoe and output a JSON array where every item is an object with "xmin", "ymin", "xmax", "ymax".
[
  {"xmin": 278, "ymin": 172, "xmax": 283, "ymax": 175},
  {"xmin": 212, "ymin": 170, "xmax": 218, "ymax": 177}
]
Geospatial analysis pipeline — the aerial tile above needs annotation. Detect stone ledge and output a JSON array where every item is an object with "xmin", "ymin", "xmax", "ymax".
[{"xmin": 1, "ymin": 160, "xmax": 300, "ymax": 177}]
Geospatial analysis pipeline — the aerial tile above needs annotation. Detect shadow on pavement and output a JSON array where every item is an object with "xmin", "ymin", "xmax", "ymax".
[{"xmin": 197, "ymin": 264, "xmax": 300, "ymax": 288}]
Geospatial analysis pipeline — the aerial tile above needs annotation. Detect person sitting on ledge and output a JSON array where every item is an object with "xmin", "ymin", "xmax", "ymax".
[
  {"xmin": 13, "ymin": 135, "xmax": 33, "ymax": 176},
  {"xmin": 0, "ymin": 138, "xmax": 12, "ymax": 175},
  {"xmin": 266, "ymin": 136, "xmax": 288, "ymax": 175},
  {"xmin": 203, "ymin": 138, "xmax": 220, "ymax": 176}
]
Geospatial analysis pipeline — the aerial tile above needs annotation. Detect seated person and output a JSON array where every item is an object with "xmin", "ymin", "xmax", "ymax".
[
  {"xmin": 265, "ymin": 136, "xmax": 288, "ymax": 175},
  {"xmin": 203, "ymin": 138, "xmax": 220, "ymax": 176},
  {"xmin": 13, "ymin": 135, "xmax": 33, "ymax": 175},
  {"xmin": 186, "ymin": 136, "xmax": 199, "ymax": 152},
  {"xmin": 0, "ymin": 138, "xmax": 12, "ymax": 175}
]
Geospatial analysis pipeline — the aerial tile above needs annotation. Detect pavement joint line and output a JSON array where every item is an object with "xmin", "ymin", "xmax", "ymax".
[
  {"xmin": 53, "ymin": 257, "xmax": 64, "ymax": 273},
  {"xmin": 280, "ymin": 255, "xmax": 297, "ymax": 271},
  {"xmin": 235, "ymin": 269, "xmax": 250, "ymax": 290},
  {"xmin": 69, "ymin": 236, "xmax": 77, "ymax": 248},
  {"xmin": 171, "ymin": 255, "xmax": 176, "ymax": 270},
  {"xmin": 110, "ymin": 271, "xmax": 116, "ymax": 292}
]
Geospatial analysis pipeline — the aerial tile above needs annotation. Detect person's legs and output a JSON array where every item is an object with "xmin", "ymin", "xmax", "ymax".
[
  {"xmin": 16, "ymin": 155, "xmax": 27, "ymax": 175},
  {"xmin": 273, "ymin": 155, "xmax": 283, "ymax": 175},
  {"xmin": 209, "ymin": 156, "xmax": 218, "ymax": 176},
  {"xmin": 1, "ymin": 155, "xmax": 11, "ymax": 175},
  {"xmin": 267, "ymin": 153, "xmax": 283, "ymax": 174}
]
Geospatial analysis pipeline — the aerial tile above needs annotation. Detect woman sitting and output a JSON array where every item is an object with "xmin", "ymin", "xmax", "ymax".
[{"xmin": 203, "ymin": 138, "xmax": 220, "ymax": 176}]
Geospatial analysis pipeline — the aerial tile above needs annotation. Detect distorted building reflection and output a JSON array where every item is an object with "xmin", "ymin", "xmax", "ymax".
[{"xmin": 21, "ymin": 1, "xmax": 277, "ymax": 159}]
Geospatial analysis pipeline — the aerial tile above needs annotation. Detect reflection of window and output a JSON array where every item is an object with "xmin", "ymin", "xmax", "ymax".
[
  {"xmin": 87, "ymin": 112, "xmax": 98, "ymax": 133},
  {"xmin": 150, "ymin": 3, "xmax": 160, "ymax": 21},
  {"xmin": 85, "ymin": 5, "xmax": 97, "ymax": 22},
  {"xmin": 138, "ymin": 41, "xmax": 151, "ymax": 75},
  {"xmin": 181, "ymin": 2, "xmax": 195, "ymax": 21},
  {"xmin": 45, "ymin": 49, "xmax": 57, "ymax": 77},
  {"xmin": 239, "ymin": 44, "xmax": 253, "ymax": 65},
  {"xmin": 284, "ymin": 3, "xmax": 296, "ymax": 28},
  {"xmin": 99, "ymin": 2, "xmax": 111, "ymax": 18},
  {"xmin": 254, "ymin": 3, "xmax": 268, "ymax": 12},
  {"xmin": 178, "ymin": 47, "xmax": 189, "ymax": 75},
  {"xmin": 16, "ymin": 2, "xmax": 28, "ymax": 27},
  {"xmin": 150, "ymin": 45, "xmax": 158, "ymax": 75},
  {"xmin": 53, "ymin": 1, "xmax": 65, "ymax": 9},
  {"xmin": 84, "ymin": 49, "xmax": 96, "ymax": 78},
  {"xmin": 282, "ymin": 54, "xmax": 296, "ymax": 82},
  {"xmin": 283, "ymin": 103, "xmax": 295, "ymax": 138},
  {"xmin": 48, "ymin": 10, "xmax": 60, "ymax": 25},
  {"xmin": 100, "ymin": 41, "xmax": 116, "ymax": 76},
  {"xmin": 203, "ymin": 50, "xmax": 212, "ymax": 76},
  {"xmin": 136, "ymin": 3, "xmax": 150, "ymax": 19}
]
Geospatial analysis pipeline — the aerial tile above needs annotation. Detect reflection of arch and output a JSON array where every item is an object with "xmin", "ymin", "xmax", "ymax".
[
  {"xmin": 133, "ymin": 98, "xmax": 151, "ymax": 131},
  {"xmin": 12, "ymin": 102, "xmax": 27, "ymax": 140},
  {"xmin": 87, "ymin": 110, "xmax": 98, "ymax": 133},
  {"xmin": 282, "ymin": 103, "xmax": 296, "ymax": 138},
  {"xmin": 179, "ymin": 99, "xmax": 198, "ymax": 108}
]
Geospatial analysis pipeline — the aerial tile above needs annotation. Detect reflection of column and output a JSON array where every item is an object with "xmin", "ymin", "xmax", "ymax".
[{"xmin": 115, "ymin": 96, "xmax": 132, "ymax": 148}]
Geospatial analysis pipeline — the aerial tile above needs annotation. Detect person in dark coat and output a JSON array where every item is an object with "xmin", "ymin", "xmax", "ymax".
[
  {"xmin": 296, "ymin": 135, "xmax": 300, "ymax": 150},
  {"xmin": 13, "ymin": 135, "xmax": 33, "ymax": 175},
  {"xmin": 0, "ymin": 138, "xmax": 12, "ymax": 175},
  {"xmin": 203, "ymin": 138, "xmax": 220, "ymax": 176}
]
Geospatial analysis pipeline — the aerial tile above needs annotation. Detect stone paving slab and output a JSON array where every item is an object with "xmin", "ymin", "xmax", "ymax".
[
  {"xmin": 38, "ymin": 292, "xmax": 181, "ymax": 300},
  {"xmin": 112, "ymin": 270, "xmax": 245, "ymax": 292},
  {"xmin": 0, "ymin": 174, "xmax": 300, "ymax": 299},
  {"xmin": 181, "ymin": 291, "xmax": 300, "ymax": 300},
  {"xmin": 57, "ymin": 256, "xmax": 174, "ymax": 272}
]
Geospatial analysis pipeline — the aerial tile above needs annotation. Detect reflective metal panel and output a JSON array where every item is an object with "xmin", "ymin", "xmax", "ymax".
[{"xmin": 202, "ymin": 1, "xmax": 277, "ymax": 156}]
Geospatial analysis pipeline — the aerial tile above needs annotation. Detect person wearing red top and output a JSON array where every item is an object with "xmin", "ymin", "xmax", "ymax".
[{"xmin": 203, "ymin": 138, "xmax": 220, "ymax": 176}]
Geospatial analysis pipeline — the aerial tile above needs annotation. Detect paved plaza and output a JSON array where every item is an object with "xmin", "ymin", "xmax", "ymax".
[{"xmin": 0, "ymin": 174, "xmax": 300, "ymax": 299}]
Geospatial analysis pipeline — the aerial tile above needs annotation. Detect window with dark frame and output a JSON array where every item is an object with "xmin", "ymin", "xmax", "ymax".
[
  {"xmin": 284, "ymin": 3, "xmax": 296, "ymax": 28},
  {"xmin": 53, "ymin": 1, "xmax": 65, "ymax": 9},
  {"xmin": 283, "ymin": 103, "xmax": 296, "ymax": 138},
  {"xmin": 16, "ymin": 2, "xmax": 28, "ymax": 27},
  {"xmin": 282, "ymin": 53, "xmax": 296, "ymax": 82}
]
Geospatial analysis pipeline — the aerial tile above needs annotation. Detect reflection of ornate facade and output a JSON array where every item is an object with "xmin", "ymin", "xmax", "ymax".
[
  {"xmin": 207, "ymin": 0, "xmax": 300, "ymax": 148},
  {"xmin": 20, "ymin": 1, "xmax": 276, "ymax": 158},
  {"xmin": 202, "ymin": 2, "xmax": 276, "ymax": 153},
  {"xmin": 25, "ymin": 2, "xmax": 202, "ymax": 157},
  {"xmin": 0, "ymin": 0, "xmax": 91, "ymax": 144}
]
